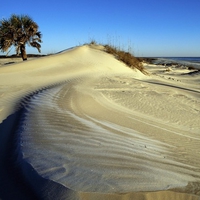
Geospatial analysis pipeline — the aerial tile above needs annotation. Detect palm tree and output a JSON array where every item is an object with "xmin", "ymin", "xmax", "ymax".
[{"xmin": 0, "ymin": 14, "xmax": 42, "ymax": 60}]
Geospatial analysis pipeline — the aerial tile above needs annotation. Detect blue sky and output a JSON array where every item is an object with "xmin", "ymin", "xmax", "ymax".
[{"xmin": 0, "ymin": 0, "xmax": 200, "ymax": 57}]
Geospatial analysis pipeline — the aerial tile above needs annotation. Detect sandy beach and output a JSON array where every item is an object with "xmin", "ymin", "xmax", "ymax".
[{"xmin": 0, "ymin": 44, "xmax": 200, "ymax": 200}]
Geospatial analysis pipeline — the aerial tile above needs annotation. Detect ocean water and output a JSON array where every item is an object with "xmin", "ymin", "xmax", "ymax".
[
  {"xmin": 166, "ymin": 57, "xmax": 200, "ymax": 63},
  {"xmin": 154, "ymin": 57, "xmax": 200, "ymax": 69}
]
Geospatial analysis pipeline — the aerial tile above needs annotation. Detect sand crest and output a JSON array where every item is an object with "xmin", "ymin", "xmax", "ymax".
[{"xmin": 0, "ymin": 45, "xmax": 200, "ymax": 199}]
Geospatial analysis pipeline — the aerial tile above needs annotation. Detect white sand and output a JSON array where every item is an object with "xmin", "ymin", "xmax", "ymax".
[{"xmin": 0, "ymin": 44, "xmax": 200, "ymax": 199}]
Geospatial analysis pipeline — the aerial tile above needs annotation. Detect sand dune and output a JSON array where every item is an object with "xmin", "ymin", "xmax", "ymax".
[{"xmin": 0, "ymin": 44, "xmax": 200, "ymax": 199}]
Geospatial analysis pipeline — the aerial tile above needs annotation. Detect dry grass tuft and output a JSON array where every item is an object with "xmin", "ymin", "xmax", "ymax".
[
  {"xmin": 90, "ymin": 40, "xmax": 97, "ymax": 45},
  {"xmin": 87, "ymin": 40, "xmax": 147, "ymax": 74},
  {"xmin": 104, "ymin": 44, "xmax": 147, "ymax": 74}
]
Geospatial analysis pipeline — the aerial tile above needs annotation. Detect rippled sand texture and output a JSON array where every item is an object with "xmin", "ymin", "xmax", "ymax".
[{"xmin": 1, "ymin": 45, "xmax": 200, "ymax": 199}]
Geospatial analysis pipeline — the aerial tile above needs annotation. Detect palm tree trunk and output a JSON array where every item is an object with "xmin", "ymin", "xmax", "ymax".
[{"xmin": 20, "ymin": 44, "xmax": 27, "ymax": 61}]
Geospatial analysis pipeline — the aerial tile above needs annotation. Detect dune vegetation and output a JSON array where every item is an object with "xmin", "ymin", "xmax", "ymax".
[{"xmin": 89, "ymin": 40, "xmax": 146, "ymax": 74}]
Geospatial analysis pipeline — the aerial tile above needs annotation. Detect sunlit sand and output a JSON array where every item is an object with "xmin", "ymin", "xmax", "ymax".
[{"xmin": 0, "ymin": 44, "xmax": 200, "ymax": 199}]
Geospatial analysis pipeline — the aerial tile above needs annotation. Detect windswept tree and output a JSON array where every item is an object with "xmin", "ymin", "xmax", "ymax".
[{"xmin": 0, "ymin": 14, "xmax": 42, "ymax": 60}]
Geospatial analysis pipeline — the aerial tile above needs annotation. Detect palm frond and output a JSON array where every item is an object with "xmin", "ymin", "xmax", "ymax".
[
  {"xmin": 30, "ymin": 41, "xmax": 41, "ymax": 52},
  {"xmin": 35, "ymin": 31, "xmax": 42, "ymax": 38},
  {"xmin": 32, "ymin": 36, "xmax": 42, "ymax": 43},
  {"xmin": 0, "ymin": 38, "xmax": 13, "ymax": 52}
]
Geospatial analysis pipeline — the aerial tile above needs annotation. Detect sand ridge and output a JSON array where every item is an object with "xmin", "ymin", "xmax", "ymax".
[{"xmin": 0, "ymin": 45, "xmax": 200, "ymax": 199}]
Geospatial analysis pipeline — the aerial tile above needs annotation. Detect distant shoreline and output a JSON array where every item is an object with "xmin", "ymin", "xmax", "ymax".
[
  {"xmin": 140, "ymin": 57, "xmax": 200, "ymax": 70},
  {"xmin": 1, "ymin": 54, "xmax": 200, "ymax": 70},
  {"xmin": 0, "ymin": 54, "xmax": 47, "ymax": 59}
]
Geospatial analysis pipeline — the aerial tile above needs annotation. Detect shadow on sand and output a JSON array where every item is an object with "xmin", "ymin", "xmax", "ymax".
[{"xmin": 0, "ymin": 108, "xmax": 75, "ymax": 200}]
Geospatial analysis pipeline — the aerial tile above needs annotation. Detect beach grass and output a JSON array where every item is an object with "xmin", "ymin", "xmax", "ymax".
[
  {"xmin": 104, "ymin": 44, "xmax": 145, "ymax": 72},
  {"xmin": 88, "ymin": 40, "xmax": 146, "ymax": 73}
]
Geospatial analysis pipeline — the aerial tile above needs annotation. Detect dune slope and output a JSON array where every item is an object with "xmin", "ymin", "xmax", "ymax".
[{"xmin": 0, "ymin": 45, "xmax": 200, "ymax": 199}]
